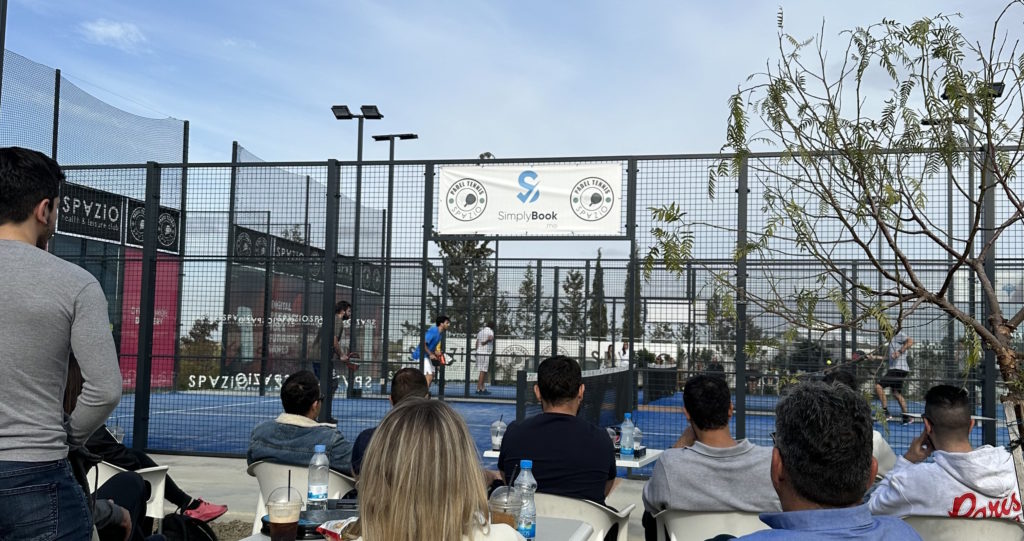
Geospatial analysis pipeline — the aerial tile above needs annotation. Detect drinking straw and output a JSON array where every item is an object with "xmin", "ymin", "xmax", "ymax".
[{"xmin": 288, "ymin": 471, "xmax": 292, "ymax": 501}]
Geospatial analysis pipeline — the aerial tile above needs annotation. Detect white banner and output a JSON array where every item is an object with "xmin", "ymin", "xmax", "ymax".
[{"xmin": 437, "ymin": 164, "xmax": 623, "ymax": 235}]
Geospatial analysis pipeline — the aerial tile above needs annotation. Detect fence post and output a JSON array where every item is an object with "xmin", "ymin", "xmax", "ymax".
[
  {"xmin": 418, "ymin": 163, "xmax": 434, "ymax": 389},
  {"xmin": 259, "ymin": 212, "xmax": 272, "ymax": 398},
  {"xmin": 50, "ymin": 69, "xmax": 60, "ymax": 160},
  {"xmin": 535, "ymin": 260, "xmax": 542, "ymax": 371},
  {"xmin": 319, "ymin": 159, "xmax": 341, "ymax": 422},
  {"xmin": 981, "ymin": 146, "xmax": 997, "ymax": 445},
  {"xmin": 171, "ymin": 121, "xmax": 188, "ymax": 391},
  {"xmin": 132, "ymin": 161, "xmax": 161, "ymax": 451},
  {"xmin": 440, "ymin": 265, "xmax": 448, "ymax": 399},
  {"xmin": 465, "ymin": 266, "xmax": 474, "ymax": 397},
  {"xmin": 627, "ymin": 158, "xmax": 638, "ymax": 411},
  {"xmin": 851, "ymin": 263, "xmax": 858, "ymax": 354},
  {"xmin": 552, "ymin": 267, "xmax": 559, "ymax": 356},
  {"xmin": 734, "ymin": 156, "xmax": 749, "ymax": 439},
  {"xmin": 221, "ymin": 142, "xmax": 239, "ymax": 374}
]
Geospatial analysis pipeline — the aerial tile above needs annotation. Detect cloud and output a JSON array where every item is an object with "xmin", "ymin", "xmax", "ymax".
[
  {"xmin": 220, "ymin": 38, "xmax": 258, "ymax": 49},
  {"xmin": 79, "ymin": 19, "xmax": 147, "ymax": 53}
]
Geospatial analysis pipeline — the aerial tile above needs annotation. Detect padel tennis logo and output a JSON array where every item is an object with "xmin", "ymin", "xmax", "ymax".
[
  {"xmin": 570, "ymin": 176, "xmax": 614, "ymax": 221},
  {"xmin": 516, "ymin": 170, "xmax": 540, "ymax": 203},
  {"xmin": 446, "ymin": 177, "xmax": 487, "ymax": 222}
]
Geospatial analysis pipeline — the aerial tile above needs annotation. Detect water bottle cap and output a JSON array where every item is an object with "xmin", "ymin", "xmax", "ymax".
[
  {"xmin": 314, "ymin": 444, "xmax": 326, "ymax": 453},
  {"xmin": 624, "ymin": 413, "xmax": 632, "ymax": 419},
  {"xmin": 520, "ymin": 459, "xmax": 532, "ymax": 469}
]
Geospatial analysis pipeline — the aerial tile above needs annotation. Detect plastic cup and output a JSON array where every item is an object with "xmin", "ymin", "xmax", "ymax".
[
  {"xmin": 267, "ymin": 487, "xmax": 303, "ymax": 541},
  {"xmin": 490, "ymin": 420, "xmax": 507, "ymax": 451},
  {"xmin": 107, "ymin": 425, "xmax": 125, "ymax": 444},
  {"xmin": 488, "ymin": 486, "xmax": 522, "ymax": 528}
]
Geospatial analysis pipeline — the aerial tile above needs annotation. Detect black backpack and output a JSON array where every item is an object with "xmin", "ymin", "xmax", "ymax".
[{"xmin": 160, "ymin": 513, "xmax": 218, "ymax": 541}]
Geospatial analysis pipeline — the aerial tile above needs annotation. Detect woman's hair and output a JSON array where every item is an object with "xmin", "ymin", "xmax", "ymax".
[{"xmin": 357, "ymin": 398, "xmax": 489, "ymax": 541}]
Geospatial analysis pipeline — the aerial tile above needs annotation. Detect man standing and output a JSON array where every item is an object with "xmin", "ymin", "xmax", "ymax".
[
  {"xmin": 875, "ymin": 331, "xmax": 914, "ymax": 423},
  {"xmin": 0, "ymin": 147, "xmax": 122, "ymax": 538},
  {"xmin": 248, "ymin": 370, "xmax": 354, "ymax": 473},
  {"xmin": 642, "ymin": 375, "xmax": 779, "ymax": 540},
  {"xmin": 734, "ymin": 382, "xmax": 919, "ymax": 540},
  {"xmin": 498, "ymin": 356, "xmax": 616, "ymax": 505},
  {"xmin": 869, "ymin": 385, "xmax": 1020, "ymax": 520},
  {"xmin": 411, "ymin": 315, "xmax": 451, "ymax": 388},
  {"xmin": 475, "ymin": 321, "xmax": 495, "ymax": 395}
]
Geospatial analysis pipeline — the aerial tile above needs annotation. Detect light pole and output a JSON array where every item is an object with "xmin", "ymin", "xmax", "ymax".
[
  {"xmin": 372, "ymin": 132, "xmax": 418, "ymax": 394},
  {"xmin": 331, "ymin": 104, "xmax": 382, "ymax": 399}
]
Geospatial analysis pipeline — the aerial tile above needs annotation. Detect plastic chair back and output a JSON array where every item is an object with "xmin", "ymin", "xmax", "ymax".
[
  {"xmin": 88, "ymin": 461, "xmax": 169, "ymax": 520},
  {"xmin": 533, "ymin": 492, "xmax": 634, "ymax": 541},
  {"xmin": 903, "ymin": 515, "xmax": 1024, "ymax": 541},
  {"xmin": 246, "ymin": 460, "xmax": 356, "ymax": 534},
  {"xmin": 653, "ymin": 510, "xmax": 767, "ymax": 541}
]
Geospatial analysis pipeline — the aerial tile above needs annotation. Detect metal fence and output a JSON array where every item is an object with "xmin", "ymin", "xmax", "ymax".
[{"xmin": 42, "ymin": 146, "xmax": 1022, "ymax": 466}]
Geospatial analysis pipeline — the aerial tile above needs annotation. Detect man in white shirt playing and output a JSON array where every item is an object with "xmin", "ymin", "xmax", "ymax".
[
  {"xmin": 868, "ymin": 384, "xmax": 1021, "ymax": 521},
  {"xmin": 475, "ymin": 321, "xmax": 495, "ymax": 395}
]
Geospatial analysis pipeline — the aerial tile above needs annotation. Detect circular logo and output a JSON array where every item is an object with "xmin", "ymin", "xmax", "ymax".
[
  {"xmin": 570, "ymin": 177, "xmax": 615, "ymax": 221},
  {"xmin": 254, "ymin": 236, "xmax": 268, "ymax": 257},
  {"xmin": 157, "ymin": 212, "xmax": 177, "ymax": 249},
  {"xmin": 445, "ymin": 178, "xmax": 487, "ymax": 222},
  {"xmin": 235, "ymin": 232, "xmax": 252, "ymax": 256},
  {"xmin": 129, "ymin": 207, "xmax": 146, "ymax": 244}
]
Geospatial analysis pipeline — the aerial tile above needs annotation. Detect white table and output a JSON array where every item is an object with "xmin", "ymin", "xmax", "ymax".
[
  {"xmin": 483, "ymin": 448, "xmax": 663, "ymax": 469},
  {"xmin": 239, "ymin": 516, "xmax": 592, "ymax": 541}
]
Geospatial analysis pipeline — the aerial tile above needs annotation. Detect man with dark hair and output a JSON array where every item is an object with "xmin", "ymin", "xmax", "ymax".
[
  {"xmin": 735, "ymin": 381, "xmax": 920, "ymax": 540},
  {"xmin": 822, "ymin": 369, "xmax": 897, "ymax": 479},
  {"xmin": 248, "ymin": 370, "xmax": 354, "ymax": 473},
  {"xmin": 350, "ymin": 367, "xmax": 430, "ymax": 476},
  {"xmin": 642, "ymin": 375, "xmax": 779, "ymax": 540},
  {"xmin": 0, "ymin": 147, "xmax": 123, "ymax": 537},
  {"xmin": 869, "ymin": 384, "xmax": 1020, "ymax": 520},
  {"xmin": 411, "ymin": 314, "xmax": 451, "ymax": 387},
  {"xmin": 313, "ymin": 300, "xmax": 359, "ymax": 413},
  {"xmin": 475, "ymin": 321, "xmax": 496, "ymax": 395},
  {"xmin": 498, "ymin": 355, "xmax": 616, "ymax": 504},
  {"xmin": 875, "ymin": 331, "xmax": 914, "ymax": 423}
]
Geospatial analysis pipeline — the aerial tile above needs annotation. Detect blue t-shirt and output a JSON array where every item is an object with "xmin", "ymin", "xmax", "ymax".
[
  {"xmin": 411, "ymin": 326, "xmax": 441, "ymax": 360},
  {"xmin": 735, "ymin": 504, "xmax": 921, "ymax": 540}
]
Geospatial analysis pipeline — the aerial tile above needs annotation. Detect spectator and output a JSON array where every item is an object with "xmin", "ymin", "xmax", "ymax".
[
  {"xmin": 707, "ymin": 353, "xmax": 725, "ymax": 380},
  {"xmin": 868, "ymin": 384, "xmax": 1020, "ymax": 520},
  {"xmin": 642, "ymin": 375, "xmax": 779, "ymax": 540},
  {"xmin": 351, "ymin": 368, "xmax": 429, "ymax": 476},
  {"xmin": 822, "ymin": 369, "xmax": 897, "ymax": 479},
  {"xmin": 498, "ymin": 355, "xmax": 616, "ymax": 505},
  {"xmin": 343, "ymin": 398, "xmax": 524, "ymax": 540},
  {"xmin": 65, "ymin": 353, "xmax": 227, "ymax": 524},
  {"xmin": 733, "ymin": 381, "xmax": 920, "ymax": 540},
  {"xmin": 248, "ymin": 370, "xmax": 354, "ymax": 473},
  {"xmin": 0, "ymin": 147, "xmax": 122, "ymax": 538}
]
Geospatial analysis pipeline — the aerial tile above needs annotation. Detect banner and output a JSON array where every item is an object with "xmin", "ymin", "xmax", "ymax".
[
  {"xmin": 126, "ymin": 198, "xmax": 181, "ymax": 254},
  {"xmin": 58, "ymin": 184, "xmax": 123, "ymax": 243},
  {"xmin": 119, "ymin": 248, "xmax": 180, "ymax": 389},
  {"xmin": 437, "ymin": 164, "xmax": 622, "ymax": 236}
]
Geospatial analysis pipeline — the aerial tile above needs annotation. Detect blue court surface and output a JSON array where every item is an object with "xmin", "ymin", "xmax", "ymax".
[{"xmin": 108, "ymin": 388, "xmax": 1008, "ymax": 480}]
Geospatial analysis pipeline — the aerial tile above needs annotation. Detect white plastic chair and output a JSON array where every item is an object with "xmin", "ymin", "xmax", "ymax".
[
  {"xmin": 87, "ymin": 461, "xmax": 170, "ymax": 521},
  {"xmin": 653, "ymin": 510, "xmax": 768, "ymax": 541},
  {"xmin": 246, "ymin": 461, "xmax": 356, "ymax": 534},
  {"xmin": 903, "ymin": 515, "xmax": 1024, "ymax": 541},
  {"xmin": 533, "ymin": 492, "xmax": 634, "ymax": 541}
]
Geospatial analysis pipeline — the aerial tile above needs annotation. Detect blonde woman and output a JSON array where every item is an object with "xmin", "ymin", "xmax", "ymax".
[{"xmin": 351, "ymin": 398, "xmax": 523, "ymax": 541}]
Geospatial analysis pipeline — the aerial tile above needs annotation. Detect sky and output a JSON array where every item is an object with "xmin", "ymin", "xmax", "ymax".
[{"xmin": 3, "ymin": 0, "xmax": 1008, "ymax": 165}]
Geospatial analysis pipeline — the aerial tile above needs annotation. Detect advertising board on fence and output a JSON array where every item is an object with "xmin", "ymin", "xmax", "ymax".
[{"xmin": 438, "ymin": 164, "xmax": 623, "ymax": 236}]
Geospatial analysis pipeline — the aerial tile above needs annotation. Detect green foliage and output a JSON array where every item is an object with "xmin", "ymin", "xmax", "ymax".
[
  {"xmin": 621, "ymin": 248, "xmax": 644, "ymax": 339},
  {"xmin": 514, "ymin": 263, "xmax": 551, "ymax": 337},
  {"xmin": 636, "ymin": 348, "xmax": 656, "ymax": 368},
  {"xmin": 177, "ymin": 317, "xmax": 221, "ymax": 390},
  {"xmin": 426, "ymin": 236, "xmax": 497, "ymax": 335},
  {"xmin": 587, "ymin": 249, "xmax": 609, "ymax": 339},
  {"xmin": 559, "ymin": 269, "xmax": 587, "ymax": 339}
]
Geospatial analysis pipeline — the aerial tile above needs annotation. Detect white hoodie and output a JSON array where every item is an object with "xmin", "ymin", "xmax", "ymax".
[{"xmin": 868, "ymin": 445, "xmax": 1022, "ymax": 521}]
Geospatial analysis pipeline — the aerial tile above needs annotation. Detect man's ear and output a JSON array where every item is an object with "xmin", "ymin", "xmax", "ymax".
[
  {"xmin": 770, "ymin": 447, "xmax": 784, "ymax": 490},
  {"xmin": 866, "ymin": 456, "xmax": 878, "ymax": 488},
  {"xmin": 533, "ymin": 384, "xmax": 542, "ymax": 402},
  {"xmin": 728, "ymin": 403, "xmax": 734, "ymax": 419},
  {"xmin": 34, "ymin": 198, "xmax": 53, "ymax": 226},
  {"xmin": 577, "ymin": 383, "xmax": 585, "ymax": 400},
  {"xmin": 968, "ymin": 418, "xmax": 975, "ymax": 433},
  {"xmin": 682, "ymin": 407, "xmax": 691, "ymax": 423}
]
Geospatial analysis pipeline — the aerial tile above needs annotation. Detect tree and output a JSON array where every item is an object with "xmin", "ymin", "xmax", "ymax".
[
  {"xmin": 279, "ymin": 224, "xmax": 307, "ymax": 243},
  {"xmin": 513, "ymin": 263, "xmax": 551, "ymax": 337},
  {"xmin": 647, "ymin": 3, "xmax": 1024, "ymax": 462},
  {"xmin": 179, "ymin": 316, "xmax": 220, "ymax": 360},
  {"xmin": 559, "ymin": 269, "xmax": 587, "ymax": 339},
  {"xmin": 621, "ymin": 249, "xmax": 644, "ymax": 340},
  {"xmin": 425, "ymin": 236, "xmax": 497, "ymax": 336},
  {"xmin": 587, "ymin": 249, "xmax": 609, "ymax": 339}
]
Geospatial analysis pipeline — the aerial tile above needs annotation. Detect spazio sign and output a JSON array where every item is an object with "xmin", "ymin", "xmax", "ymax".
[{"xmin": 58, "ymin": 183, "xmax": 181, "ymax": 254}]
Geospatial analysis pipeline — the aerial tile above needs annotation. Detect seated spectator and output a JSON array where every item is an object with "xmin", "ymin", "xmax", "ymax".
[
  {"xmin": 642, "ymin": 375, "xmax": 779, "ymax": 540},
  {"xmin": 248, "ymin": 370, "xmax": 354, "ymax": 473},
  {"xmin": 94, "ymin": 471, "xmax": 164, "ymax": 541},
  {"xmin": 734, "ymin": 381, "xmax": 920, "ymax": 540},
  {"xmin": 868, "ymin": 384, "xmax": 1020, "ymax": 520},
  {"xmin": 822, "ymin": 369, "xmax": 897, "ymax": 479},
  {"xmin": 498, "ymin": 355, "xmax": 616, "ymax": 505},
  {"xmin": 351, "ymin": 367, "xmax": 430, "ymax": 476},
  {"xmin": 341, "ymin": 398, "xmax": 523, "ymax": 540},
  {"xmin": 65, "ymin": 354, "xmax": 226, "ymax": 524}
]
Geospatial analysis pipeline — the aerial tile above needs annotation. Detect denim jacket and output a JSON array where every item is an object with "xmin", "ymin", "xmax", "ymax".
[{"xmin": 247, "ymin": 413, "xmax": 353, "ymax": 474}]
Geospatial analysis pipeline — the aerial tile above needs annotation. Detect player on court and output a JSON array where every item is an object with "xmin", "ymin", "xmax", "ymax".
[{"xmin": 411, "ymin": 315, "xmax": 451, "ymax": 388}]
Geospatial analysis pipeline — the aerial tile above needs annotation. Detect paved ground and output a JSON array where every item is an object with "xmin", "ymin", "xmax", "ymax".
[{"xmin": 154, "ymin": 453, "xmax": 649, "ymax": 541}]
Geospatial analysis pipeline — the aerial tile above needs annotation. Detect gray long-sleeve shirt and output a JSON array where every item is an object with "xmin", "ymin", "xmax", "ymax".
[
  {"xmin": 643, "ymin": 439, "xmax": 781, "ymax": 514},
  {"xmin": 0, "ymin": 239, "xmax": 122, "ymax": 461}
]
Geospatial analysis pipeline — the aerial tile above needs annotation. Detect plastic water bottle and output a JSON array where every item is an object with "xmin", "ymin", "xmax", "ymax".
[
  {"xmin": 620, "ymin": 413, "xmax": 635, "ymax": 457},
  {"xmin": 307, "ymin": 444, "xmax": 329, "ymax": 510},
  {"xmin": 514, "ymin": 459, "xmax": 537, "ymax": 540}
]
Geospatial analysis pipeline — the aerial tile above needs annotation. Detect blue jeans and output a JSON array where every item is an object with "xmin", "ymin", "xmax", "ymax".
[{"xmin": 0, "ymin": 459, "xmax": 92, "ymax": 541}]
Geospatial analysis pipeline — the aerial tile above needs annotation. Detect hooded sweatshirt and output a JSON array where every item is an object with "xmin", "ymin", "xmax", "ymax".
[{"xmin": 868, "ymin": 445, "xmax": 1022, "ymax": 521}]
